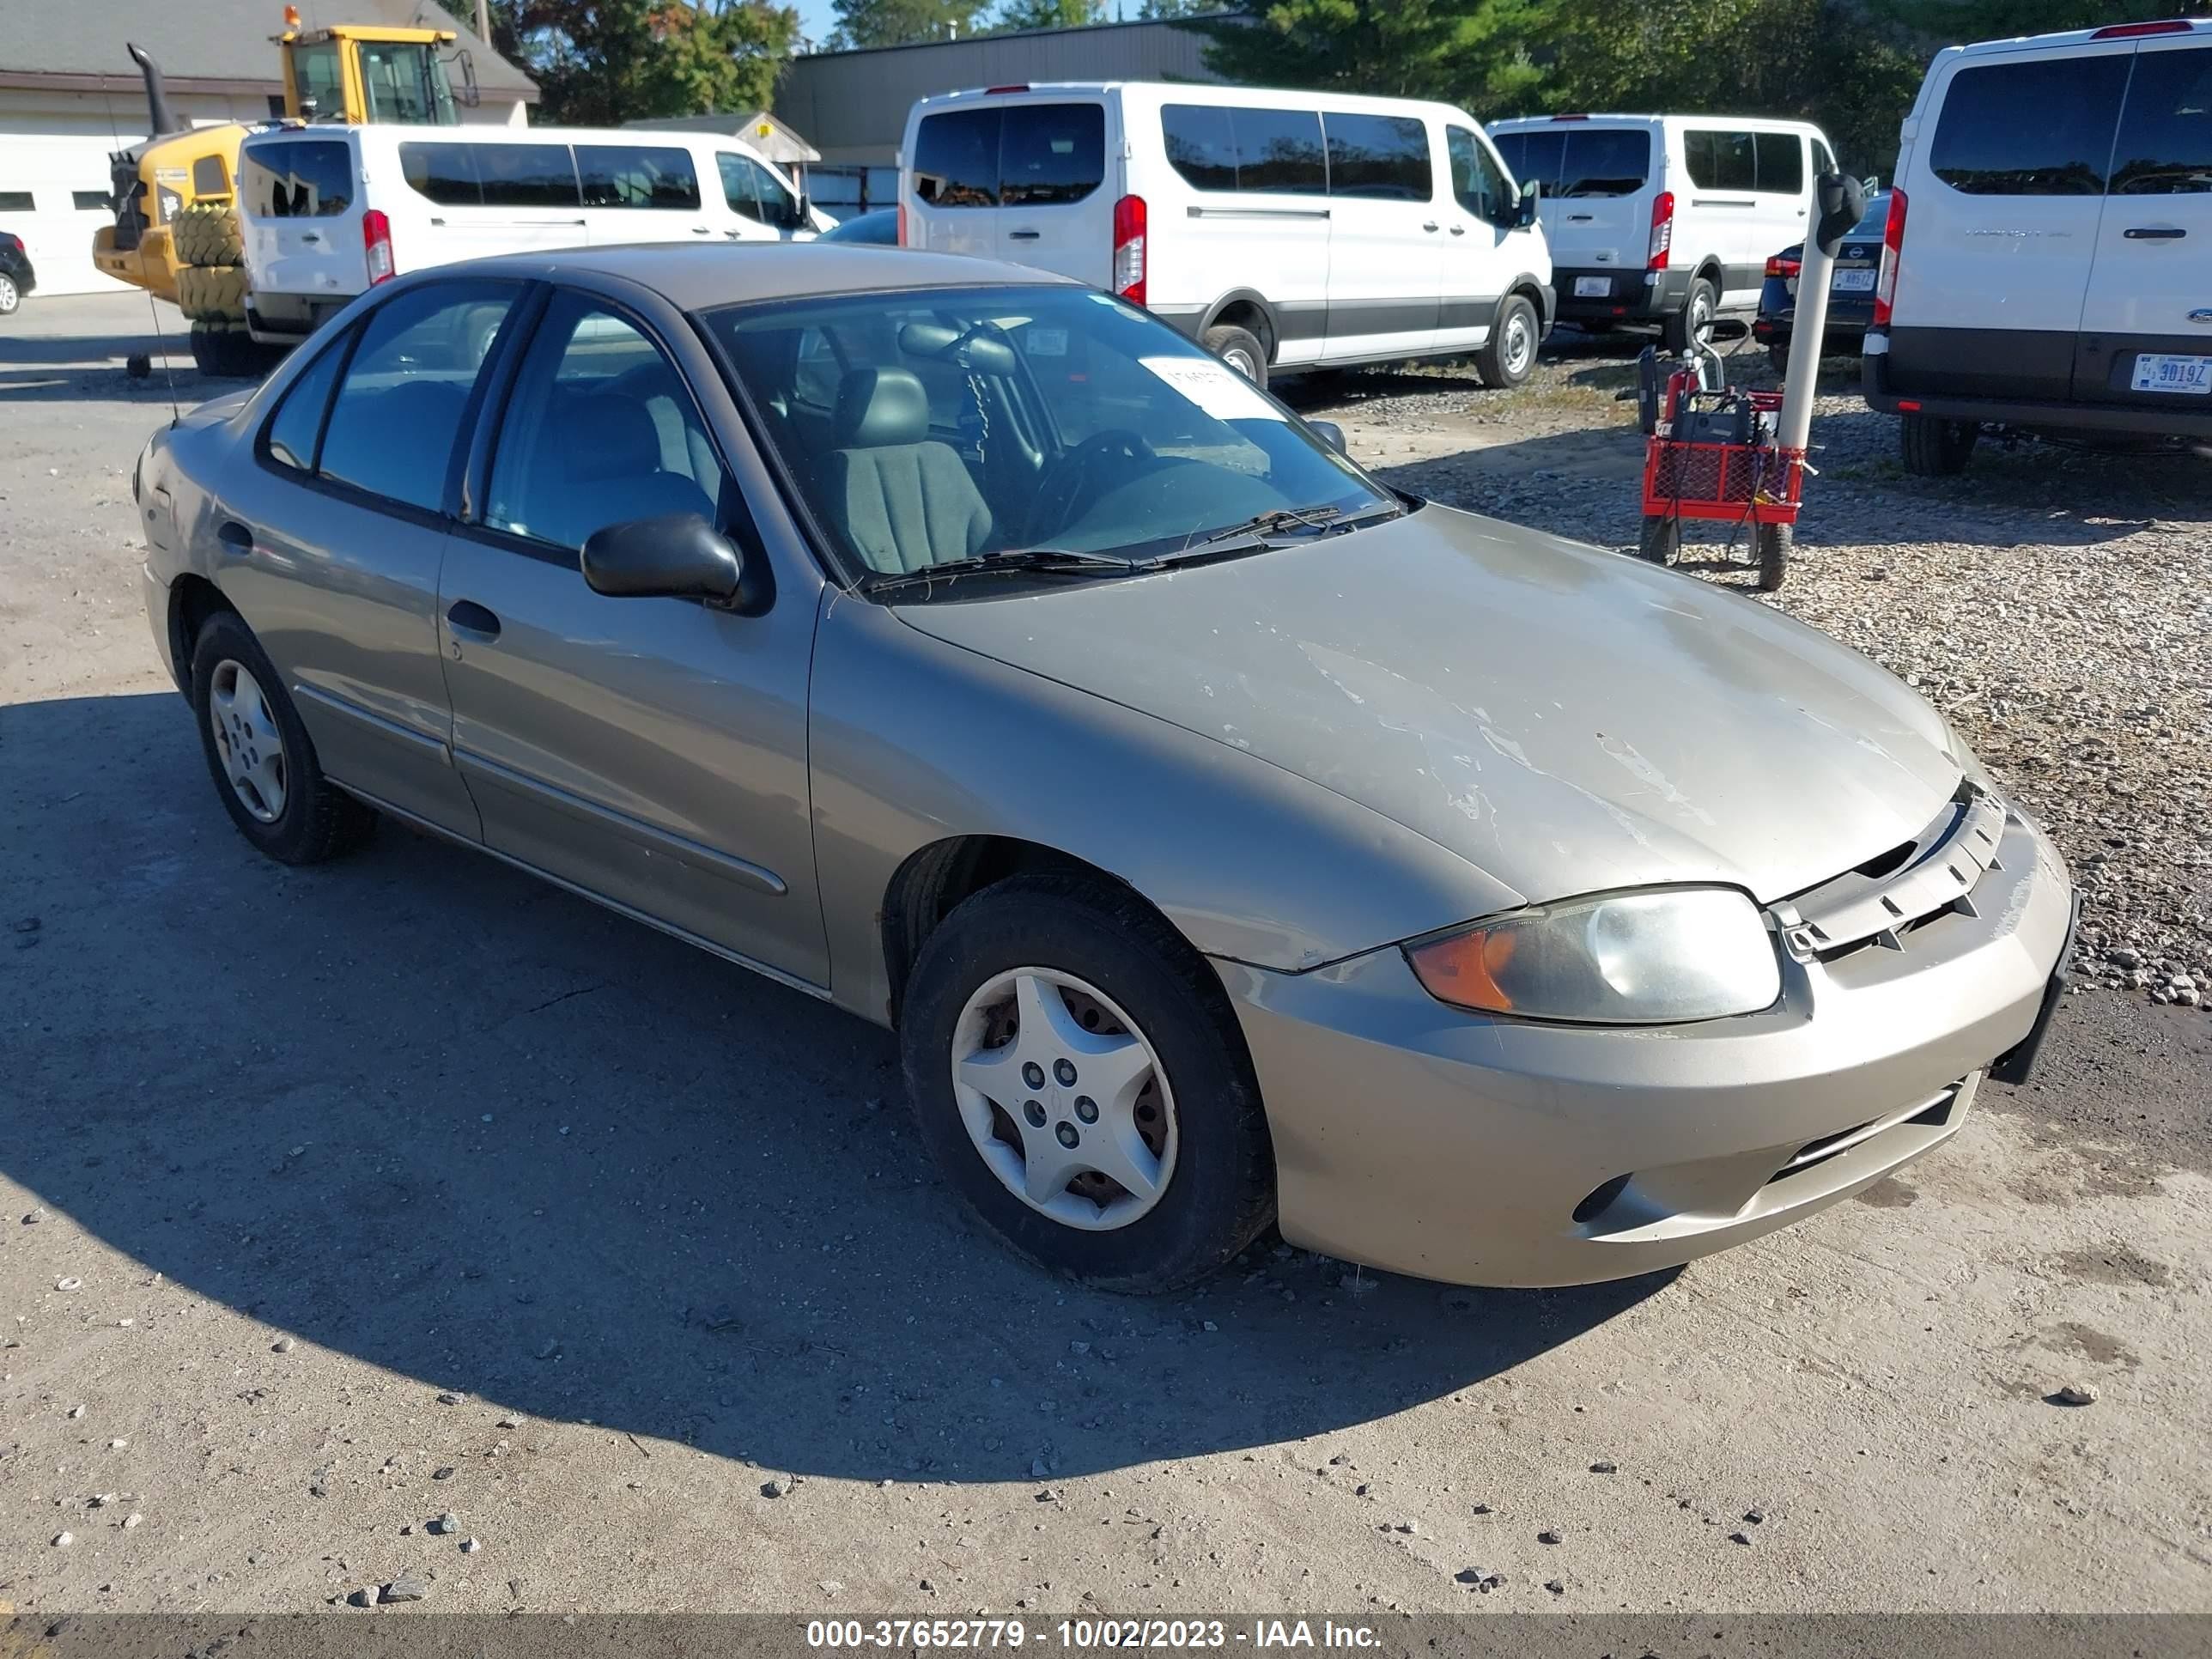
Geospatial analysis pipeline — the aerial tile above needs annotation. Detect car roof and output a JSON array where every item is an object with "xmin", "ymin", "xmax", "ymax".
[
  {"xmin": 1948, "ymin": 15, "xmax": 2209, "ymax": 57},
  {"xmin": 428, "ymin": 241, "xmax": 1075, "ymax": 312}
]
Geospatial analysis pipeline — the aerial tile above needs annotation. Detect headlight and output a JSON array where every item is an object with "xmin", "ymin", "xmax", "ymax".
[{"xmin": 1404, "ymin": 886, "xmax": 1781, "ymax": 1025}]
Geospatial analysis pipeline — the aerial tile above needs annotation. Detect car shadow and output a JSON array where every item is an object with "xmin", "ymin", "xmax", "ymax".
[{"xmin": 0, "ymin": 689, "xmax": 1674, "ymax": 1488}]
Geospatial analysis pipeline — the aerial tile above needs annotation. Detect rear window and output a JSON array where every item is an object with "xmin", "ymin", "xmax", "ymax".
[
  {"xmin": 1493, "ymin": 126, "xmax": 1652, "ymax": 198},
  {"xmin": 914, "ymin": 107, "xmax": 1002, "ymax": 208},
  {"xmin": 241, "ymin": 138, "xmax": 355, "ymax": 218},
  {"xmin": 1929, "ymin": 55, "xmax": 2131, "ymax": 195},
  {"xmin": 1324, "ymin": 112, "xmax": 1433, "ymax": 200},
  {"xmin": 1000, "ymin": 103, "xmax": 1105, "ymax": 205},
  {"xmin": 1161, "ymin": 104, "xmax": 1328, "ymax": 195},
  {"xmin": 574, "ymin": 144, "xmax": 700, "ymax": 210},
  {"xmin": 2109, "ymin": 43, "xmax": 2212, "ymax": 196}
]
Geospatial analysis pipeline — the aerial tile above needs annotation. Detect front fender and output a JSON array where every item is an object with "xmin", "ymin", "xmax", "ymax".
[{"xmin": 808, "ymin": 596, "xmax": 1520, "ymax": 1023}]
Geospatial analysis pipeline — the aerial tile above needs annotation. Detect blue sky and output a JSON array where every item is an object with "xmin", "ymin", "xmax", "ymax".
[{"xmin": 793, "ymin": 0, "xmax": 842, "ymax": 47}]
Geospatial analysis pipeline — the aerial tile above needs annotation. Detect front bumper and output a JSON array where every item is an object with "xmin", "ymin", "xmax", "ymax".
[
  {"xmin": 1216, "ymin": 803, "xmax": 2074, "ymax": 1288},
  {"xmin": 1552, "ymin": 265, "xmax": 1691, "ymax": 324}
]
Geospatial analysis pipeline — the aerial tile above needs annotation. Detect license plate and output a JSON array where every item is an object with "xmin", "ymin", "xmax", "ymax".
[
  {"xmin": 1831, "ymin": 267, "xmax": 1875, "ymax": 292},
  {"xmin": 2131, "ymin": 353, "xmax": 2212, "ymax": 395},
  {"xmin": 1574, "ymin": 276, "xmax": 1611, "ymax": 298}
]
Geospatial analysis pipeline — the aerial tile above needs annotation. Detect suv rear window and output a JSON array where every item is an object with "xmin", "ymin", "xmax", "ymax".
[
  {"xmin": 1492, "ymin": 127, "xmax": 1651, "ymax": 198},
  {"xmin": 1929, "ymin": 54, "xmax": 2131, "ymax": 195},
  {"xmin": 1161, "ymin": 104, "xmax": 1328, "ymax": 194},
  {"xmin": 2109, "ymin": 43, "xmax": 2212, "ymax": 196},
  {"xmin": 241, "ymin": 138, "xmax": 354, "ymax": 218}
]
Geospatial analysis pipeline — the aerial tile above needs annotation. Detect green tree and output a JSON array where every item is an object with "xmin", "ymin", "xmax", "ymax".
[
  {"xmin": 446, "ymin": 0, "xmax": 796, "ymax": 124},
  {"xmin": 829, "ymin": 0, "xmax": 990, "ymax": 46},
  {"xmin": 1182, "ymin": 0, "xmax": 1553, "ymax": 118},
  {"xmin": 993, "ymin": 0, "xmax": 1103, "ymax": 27},
  {"xmin": 1139, "ymin": 0, "xmax": 1218, "ymax": 15}
]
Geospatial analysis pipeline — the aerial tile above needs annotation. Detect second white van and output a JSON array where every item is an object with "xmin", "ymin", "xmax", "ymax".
[
  {"xmin": 1488, "ymin": 113, "xmax": 1838, "ymax": 350},
  {"xmin": 899, "ymin": 82, "xmax": 1554, "ymax": 390},
  {"xmin": 237, "ymin": 124, "xmax": 831, "ymax": 344}
]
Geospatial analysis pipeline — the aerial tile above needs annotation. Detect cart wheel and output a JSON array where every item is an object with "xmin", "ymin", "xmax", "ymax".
[
  {"xmin": 1755, "ymin": 521, "xmax": 1790, "ymax": 592},
  {"xmin": 1637, "ymin": 515, "xmax": 1680, "ymax": 566}
]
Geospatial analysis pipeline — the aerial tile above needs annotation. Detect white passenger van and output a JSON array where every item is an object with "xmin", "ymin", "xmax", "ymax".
[
  {"xmin": 237, "ymin": 125, "xmax": 831, "ymax": 343},
  {"xmin": 1487, "ymin": 113, "xmax": 1837, "ymax": 350},
  {"xmin": 1863, "ymin": 17, "xmax": 2212, "ymax": 474},
  {"xmin": 898, "ymin": 82, "xmax": 1553, "ymax": 390}
]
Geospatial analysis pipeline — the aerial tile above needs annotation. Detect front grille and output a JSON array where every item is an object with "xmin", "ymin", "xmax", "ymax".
[
  {"xmin": 1780, "ymin": 785, "xmax": 2007, "ymax": 965},
  {"xmin": 1765, "ymin": 1081, "xmax": 1966, "ymax": 1187}
]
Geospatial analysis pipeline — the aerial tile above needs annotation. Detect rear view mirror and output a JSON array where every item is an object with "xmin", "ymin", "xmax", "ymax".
[
  {"xmin": 897, "ymin": 320, "xmax": 1018, "ymax": 375},
  {"xmin": 1515, "ymin": 179, "xmax": 1541, "ymax": 230},
  {"xmin": 1307, "ymin": 419, "xmax": 1348, "ymax": 455},
  {"xmin": 581, "ymin": 514, "xmax": 743, "ymax": 605}
]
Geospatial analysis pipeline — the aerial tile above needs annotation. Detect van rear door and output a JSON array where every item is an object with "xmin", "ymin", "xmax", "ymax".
[
  {"xmin": 1494, "ymin": 121, "xmax": 1654, "ymax": 278},
  {"xmin": 2074, "ymin": 33, "xmax": 2212, "ymax": 410},
  {"xmin": 906, "ymin": 103, "xmax": 1004, "ymax": 260},
  {"xmin": 239, "ymin": 133, "xmax": 365, "ymax": 298},
  {"xmin": 994, "ymin": 97, "xmax": 1113, "ymax": 286}
]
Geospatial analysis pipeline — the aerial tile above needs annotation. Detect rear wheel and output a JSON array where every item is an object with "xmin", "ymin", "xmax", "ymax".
[
  {"xmin": 1755, "ymin": 521, "xmax": 1790, "ymax": 591},
  {"xmin": 0, "ymin": 272, "xmax": 19, "ymax": 316},
  {"xmin": 1202, "ymin": 323, "xmax": 1267, "ymax": 389},
  {"xmin": 190, "ymin": 322, "xmax": 282, "ymax": 380},
  {"xmin": 1662, "ymin": 277, "xmax": 1719, "ymax": 354},
  {"xmin": 1637, "ymin": 514, "xmax": 1680, "ymax": 566},
  {"xmin": 1899, "ymin": 411, "xmax": 1978, "ymax": 477},
  {"xmin": 1475, "ymin": 293, "xmax": 1540, "ymax": 389},
  {"xmin": 899, "ymin": 874, "xmax": 1274, "ymax": 1293}
]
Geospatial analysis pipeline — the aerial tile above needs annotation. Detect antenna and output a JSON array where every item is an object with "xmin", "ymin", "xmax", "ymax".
[{"xmin": 100, "ymin": 75, "xmax": 183, "ymax": 425}]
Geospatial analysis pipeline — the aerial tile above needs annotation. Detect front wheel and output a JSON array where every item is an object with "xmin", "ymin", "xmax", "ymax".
[
  {"xmin": 1476, "ymin": 293, "xmax": 1540, "ymax": 389},
  {"xmin": 1202, "ymin": 323, "xmax": 1267, "ymax": 389},
  {"xmin": 899, "ymin": 875, "xmax": 1275, "ymax": 1293}
]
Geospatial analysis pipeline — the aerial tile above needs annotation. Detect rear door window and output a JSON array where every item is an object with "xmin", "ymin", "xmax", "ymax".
[
  {"xmin": 1492, "ymin": 128, "xmax": 1563, "ymax": 193},
  {"xmin": 1161, "ymin": 104, "xmax": 1328, "ymax": 194},
  {"xmin": 1755, "ymin": 131, "xmax": 1804, "ymax": 195},
  {"xmin": 1325, "ymin": 112, "xmax": 1434, "ymax": 200},
  {"xmin": 1929, "ymin": 55, "xmax": 2131, "ymax": 195},
  {"xmin": 241, "ymin": 139, "xmax": 355, "ymax": 217},
  {"xmin": 914, "ymin": 107, "xmax": 1002, "ymax": 207},
  {"xmin": 2109, "ymin": 44, "xmax": 2212, "ymax": 195},
  {"xmin": 574, "ymin": 144, "xmax": 701, "ymax": 210},
  {"xmin": 1559, "ymin": 128, "xmax": 1650, "ymax": 196},
  {"xmin": 402, "ymin": 143, "xmax": 481, "ymax": 206},
  {"xmin": 1684, "ymin": 129, "xmax": 1756, "ymax": 192},
  {"xmin": 477, "ymin": 144, "xmax": 581, "ymax": 208},
  {"xmin": 1000, "ymin": 103, "xmax": 1105, "ymax": 205}
]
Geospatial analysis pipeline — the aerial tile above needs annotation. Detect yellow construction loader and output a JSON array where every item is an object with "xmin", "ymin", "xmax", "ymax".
[{"xmin": 94, "ymin": 8, "xmax": 478, "ymax": 375}]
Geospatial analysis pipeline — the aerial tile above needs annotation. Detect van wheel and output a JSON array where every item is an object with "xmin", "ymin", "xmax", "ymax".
[
  {"xmin": 1755, "ymin": 522, "xmax": 1790, "ymax": 591},
  {"xmin": 1662, "ymin": 278, "xmax": 1718, "ymax": 354},
  {"xmin": 1637, "ymin": 515, "xmax": 1680, "ymax": 566},
  {"xmin": 1202, "ymin": 324, "xmax": 1267, "ymax": 389},
  {"xmin": 1899, "ymin": 412, "xmax": 1978, "ymax": 477},
  {"xmin": 190, "ymin": 324, "xmax": 281, "ymax": 380},
  {"xmin": 1476, "ymin": 294, "xmax": 1540, "ymax": 389}
]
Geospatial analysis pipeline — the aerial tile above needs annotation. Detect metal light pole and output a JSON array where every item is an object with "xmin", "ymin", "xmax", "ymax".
[{"xmin": 1776, "ymin": 172, "xmax": 1869, "ymax": 455}]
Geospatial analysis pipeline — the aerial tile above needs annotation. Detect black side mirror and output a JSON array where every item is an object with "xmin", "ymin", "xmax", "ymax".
[
  {"xmin": 1307, "ymin": 419, "xmax": 1348, "ymax": 455},
  {"xmin": 581, "ymin": 514, "xmax": 744, "ymax": 605},
  {"xmin": 1515, "ymin": 179, "xmax": 1541, "ymax": 230}
]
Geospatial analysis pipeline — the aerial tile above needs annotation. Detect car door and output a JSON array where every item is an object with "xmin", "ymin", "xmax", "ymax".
[
  {"xmin": 2075, "ymin": 34, "xmax": 2212, "ymax": 409},
  {"xmin": 995, "ymin": 98, "xmax": 1112, "ymax": 285},
  {"xmin": 907, "ymin": 105, "xmax": 1003, "ymax": 260},
  {"xmin": 1321, "ymin": 110, "xmax": 1444, "ymax": 361},
  {"xmin": 436, "ymin": 287, "xmax": 828, "ymax": 985},
  {"xmin": 210, "ymin": 277, "xmax": 522, "ymax": 837},
  {"xmin": 1437, "ymin": 123, "xmax": 1520, "ymax": 355}
]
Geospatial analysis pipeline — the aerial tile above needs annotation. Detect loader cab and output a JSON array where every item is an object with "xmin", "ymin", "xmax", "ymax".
[{"xmin": 276, "ymin": 17, "xmax": 476, "ymax": 127}]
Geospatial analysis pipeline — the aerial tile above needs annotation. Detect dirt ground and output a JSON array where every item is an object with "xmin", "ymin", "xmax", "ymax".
[{"xmin": 3, "ymin": 295, "xmax": 2209, "ymax": 1620}]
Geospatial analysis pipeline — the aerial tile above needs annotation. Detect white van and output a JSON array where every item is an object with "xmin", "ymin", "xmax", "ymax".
[
  {"xmin": 898, "ymin": 82, "xmax": 1553, "ymax": 390},
  {"xmin": 1863, "ymin": 17, "xmax": 2212, "ymax": 473},
  {"xmin": 237, "ymin": 124, "xmax": 831, "ymax": 343},
  {"xmin": 1487, "ymin": 113, "xmax": 1837, "ymax": 350}
]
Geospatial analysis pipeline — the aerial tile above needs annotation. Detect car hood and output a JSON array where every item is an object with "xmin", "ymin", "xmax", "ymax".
[{"xmin": 893, "ymin": 505, "xmax": 1963, "ymax": 908}]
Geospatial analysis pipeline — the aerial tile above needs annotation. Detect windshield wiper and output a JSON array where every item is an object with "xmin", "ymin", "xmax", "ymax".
[
  {"xmin": 1157, "ymin": 501, "xmax": 1404, "ymax": 566},
  {"xmin": 861, "ymin": 545, "xmax": 1149, "ymax": 595}
]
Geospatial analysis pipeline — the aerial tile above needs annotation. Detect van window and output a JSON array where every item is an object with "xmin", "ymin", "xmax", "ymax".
[
  {"xmin": 1161, "ymin": 105, "xmax": 1330, "ymax": 195},
  {"xmin": 915, "ymin": 107, "xmax": 1002, "ymax": 208},
  {"xmin": 1001, "ymin": 104, "xmax": 1105, "ymax": 205},
  {"xmin": 574, "ymin": 145, "xmax": 701, "ymax": 210},
  {"xmin": 1929, "ymin": 55, "xmax": 2130, "ymax": 195},
  {"xmin": 1813, "ymin": 137, "xmax": 1837, "ymax": 179},
  {"xmin": 1755, "ymin": 131, "xmax": 1804, "ymax": 195},
  {"xmin": 1325, "ymin": 112, "xmax": 1433, "ymax": 200},
  {"xmin": 1683, "ymin": 129, "xmax": 1756, "ymax": 192},
  {"xmin": 402, "ymin": 143, "xmax": 480, "ymax": 206},
  {"xmin": 1447, "ymin": 127, "xmax": 1513, "ymax": 222},
  {"xmin": 478, "ymin": 144, "xmax": 582, "ymax": 208},
  {"xmin": 720, "ymin": 152, "xmax": 794, "ymax": 224},
  {"xmin": 2109, "ymin": 45, "xmax": 2212, "ymax": 196},
  {"xmin": 71, "ymin": 190, "xmax": 109, "ymax": 210},
  {"xmin": 1492, "ymin": 127, "xmax": 1650, "ymax": 198},
  {"xmin": 241, "ymin": 139, "xmax": 354, "ymax": 218}
]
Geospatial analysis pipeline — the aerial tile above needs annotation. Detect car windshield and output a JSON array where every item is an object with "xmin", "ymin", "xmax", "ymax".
[
  {"xmin": 1850, "ymin": 191, "xmax": 1889, "ymax": 236},
  {"xmin": 702, "ymin": 285, "xmax": 1390, "ymax": 591}
]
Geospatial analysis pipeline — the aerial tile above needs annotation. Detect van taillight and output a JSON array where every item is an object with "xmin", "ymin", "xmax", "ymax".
[
  {"xmin": 363, "ymin": 208, "xmax": 394, "ymax": 285},
  {"xmin": 1872, "ymin": 188, "xmax": 1907, "ymax": 328},
  {"xmin": 896, "ymin": 201, "xmax": 908, "ymax": 247},
  {"xmin": 1112, "ymin": 193, "xmax": 1147, "ymax": 306},
  {"xmin": 1646, "ymin": 191, "xmax": 1674, "ymax": 272}
]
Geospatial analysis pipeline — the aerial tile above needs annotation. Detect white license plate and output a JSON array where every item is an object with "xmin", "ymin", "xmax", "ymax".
[
  {"xmin": 1574, "ymin": 276, "xmax": 1611, "ymax": 298},
  {"xmin": 1831, "ymin": 267, "xmax": 1875, "ymax": 292},
  {"xmin": 2131, "ymin": 353, "xmax": 2212, "ymax": 395}
]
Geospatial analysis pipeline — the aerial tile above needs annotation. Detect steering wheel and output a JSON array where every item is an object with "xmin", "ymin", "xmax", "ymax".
[{"xmin": 1030, "ymin": 428, "xmax": 1157, "ymax": 543}]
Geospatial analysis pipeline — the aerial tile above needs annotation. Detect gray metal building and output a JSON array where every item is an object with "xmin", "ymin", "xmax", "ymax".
[{"xmin": 774, "ymin": 14, "xmax": 1231, "ymax": 210}]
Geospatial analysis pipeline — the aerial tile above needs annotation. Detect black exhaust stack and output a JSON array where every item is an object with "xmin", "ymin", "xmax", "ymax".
[{"xmin": 128, "ymin": 43, "xmax": 183, "ymax": 137}]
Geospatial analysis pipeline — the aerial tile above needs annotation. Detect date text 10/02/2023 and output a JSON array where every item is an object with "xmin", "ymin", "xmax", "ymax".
[{"xmin": 805, "ymin": 1620, "xmax": 1383, "ymax": 1650}]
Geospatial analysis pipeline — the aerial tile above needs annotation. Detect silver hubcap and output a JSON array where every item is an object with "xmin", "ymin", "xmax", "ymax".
[
  {"xmin": 1691, "ymin": 295, "xmax": 1714, "ymax": 341},
  {"xmin": 208, "ymin": 659, "xmax": 288, "ymax": 823},
  {"xmin": 1504, "ymin": 313, "xmax": 1533, "ymax": 376},
  {"xmin": 0, "ymin": 275, "xmax": 16, "ymax": 310},
  {"xmin": 1224, "ymin": 348, "xmax": 1259, "ymax": 380},
  {"xmin": 950, "ymin": 967, "xmax": 1177, "ymax": 1231}
]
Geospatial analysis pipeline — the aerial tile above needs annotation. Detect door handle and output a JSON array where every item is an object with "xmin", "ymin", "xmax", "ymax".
[
  {"xmin": 1422, "ymin": 221, "xmax": 1440, "ymax": 232},
  {"xmin": 1449, "ymin": 223, "xmax": 1466, "ymax": 235},
  {"xmin": 692, "ymin": 225, "xmax": 712, "ymax": 235},
  {"xmin": 447, "ymin": 599, "xmax": 501, "ymax": 641},
  {"xmin": 2124, "ymin": 227, "xmax": 2185, "ymax": 240},
  {"xmin": 216, "ymin": 520, "xmax": 254, "ymax": 556},
  {"xmin": 1008, "ymin": 228, "xmax": 1041, "ymax": 240},
  {"xmin": 2191, "ymin": 309, "xmax": 2212, "ymax": 325}
]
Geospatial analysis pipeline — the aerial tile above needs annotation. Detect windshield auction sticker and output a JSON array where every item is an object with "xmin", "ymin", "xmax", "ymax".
[{"xmin": 1139, "ymin": 356, "xmax": 1284, "ymax": 424}]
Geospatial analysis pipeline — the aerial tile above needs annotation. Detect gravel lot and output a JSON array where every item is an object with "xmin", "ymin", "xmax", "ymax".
[{"xmin": 3, "ymin": 296, "xmax": 2209, "ymax": 1622}]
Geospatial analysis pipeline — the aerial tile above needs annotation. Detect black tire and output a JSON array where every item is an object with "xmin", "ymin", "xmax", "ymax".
[
  {"xmin": 1755, "ymin": 521, "xmax": 1790, "ymax": 592},
  {"xmin": 1767, "ymin": 343, "xmax": 1792, "ymax": 379},
  {"xmin": 189, "ymin": 610, "xmax": 375, "ymax": 865},
  {"xmin": 1637, "ymin": 514, "xmax": 1680, "ymax": 565},
  {"xmin": 1899, "ymin": 411, "xmax": 1978, "ymax": 477},
  {"xmin": 899, "ymin": 874, "xmax": 1275, "ymax": 1294},
  {"xmin": 190, "ymin": 324, "xmax": 281, "ymax": 380},
  {"xmin": 1662, "ymin": 276, "xmax": 1719, "ymax": 354},
  {"xmin": 1475, "ymin": 293, "xmax": 1540, "ymax": 389},
  {"xmin": 0, "ymin": 272, "xmax": 19, "ymax": 316},
  {"xmin": 1201, "ymin": 323, "xmax": 1267, "ymax": 389}
]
